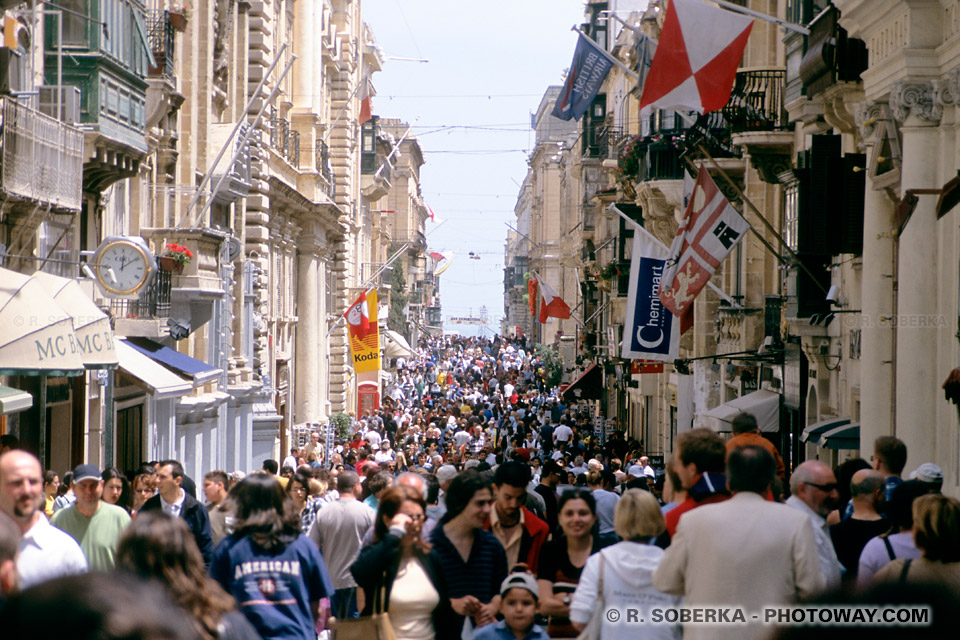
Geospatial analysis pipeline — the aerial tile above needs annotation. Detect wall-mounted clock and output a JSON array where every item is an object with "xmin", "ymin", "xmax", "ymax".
[{"xmin": 92, "ymin": 236, "xmax": 157, "ymax": 298}]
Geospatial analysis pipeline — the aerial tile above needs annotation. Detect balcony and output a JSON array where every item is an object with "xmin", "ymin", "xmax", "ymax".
[
  {"xmin": 209, "ymin": 123, "xmax": 253, "ymax": 204},
  {"xmin": 722, "ymin": 68, "xmax": 794, "ymax": 184},
  {"xmin": 111, "ymin": 269, "xmax": 173, "ymax": 339},
  {"xmin": 394, "ymin": 230, "xmax": 427, "ymax": 250},
  {"xmin": 315, "ymin": 139, "xmax": 336, "ymax": 200},
  {"xmin": 361, "ymin": 263, "xmax": 393, "ymax": 290},
  {"xmin": 147, "ymin": 11, "xmax": 176, "ymax": 80},
  {"xmin": 269, "ymin": 108, "xmax": 300, "ymax": 167},
  {"xmin": 0, "ymin": 97, "xmax": 84, "ymax": 212}
]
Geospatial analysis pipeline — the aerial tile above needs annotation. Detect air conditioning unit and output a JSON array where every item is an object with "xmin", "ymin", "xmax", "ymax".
[{"xmin": 38, "ymin": 85, "xmax": 81, "ymax": 124}]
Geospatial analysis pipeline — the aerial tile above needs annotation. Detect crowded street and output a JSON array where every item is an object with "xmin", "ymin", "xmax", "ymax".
[{"xmin": 3, "ymin": 0, "xmax": 960, "ymax": 638}]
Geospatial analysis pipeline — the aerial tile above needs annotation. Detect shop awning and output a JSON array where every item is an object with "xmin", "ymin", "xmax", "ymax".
[
  {"xmin": 702, "ymin": 389, "xmax": 781, "ymax": 433},
  {"xmin": 115, "ymin": 339, "xmax": 192, "ymax": 399},
  {"xmin": 0, "ymin": 385, "xmax": 33, "ymax": 414},
  {"xmin": 562, "ymin": 363, "xmax": 603, "ymax": 401},
  {"xmin": 382, "ymin": 329, "xmax": 417, "ymax": 359},
  {"xmin": 800, "ymin": 417, "xmax": 851, "ymax": 445},
  {"xmin": 122, "ymin": 337, "xmax": 221, "ymax": 385},
  {"xmin": 33, "ymin": 271, "xmax": 119, "ymax": 370},
  {"xmin": 0, "ymin": 267, "xmax": 85, "ymax": 376},
  {"xmin": 821, "ymin": 422, "xmax": 861, "ymax": 450}
]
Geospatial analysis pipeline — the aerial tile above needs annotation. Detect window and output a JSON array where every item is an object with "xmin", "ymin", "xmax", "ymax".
[
  {"xmin": 783, "ymin": 180, "xmax": 799, "ymax": 252},
  {"xmin": 60, "ymin": 0, "xmax": 89, "ymax": 46}
]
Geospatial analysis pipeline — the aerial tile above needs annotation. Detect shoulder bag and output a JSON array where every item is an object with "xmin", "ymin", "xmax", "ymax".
[
  {"xmin": 574, "ymin": 552, "xmax": 605, "ymax": 640},
  {"xmin": 330, "ymin": 575, "xmax": 397, "ymax": 640}
]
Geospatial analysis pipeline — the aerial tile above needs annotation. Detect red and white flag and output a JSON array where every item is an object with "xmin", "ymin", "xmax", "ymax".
[
  {"xmin": 659, "ymin": 167, "xmax": 749, "ymax": 317},
  {"xmin": 344, "ymin": 289, "xmax": 372, "ymax": 333},
  {"xmin": 639, "ymin": 0, "xmax": 754, "ymax": 113},
  {"xmin": 358, "ymin": 73, "xmax": 376, "ymax": 125},
  {"xmin": 538, "ymin": 280, "xmax": 571, "ymax": 323}
]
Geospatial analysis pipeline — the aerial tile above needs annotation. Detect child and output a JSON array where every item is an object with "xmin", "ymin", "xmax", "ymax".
[{"xmin": 474, "ymin": 573, "xmax": 550, "ymax": 640}]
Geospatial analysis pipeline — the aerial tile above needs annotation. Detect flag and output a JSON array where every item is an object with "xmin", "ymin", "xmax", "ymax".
[
  {"xmin": 430, "ymin": 250, "xmax": 454, "ymax": 276},
  {"xmin": 345, "ymin": 289, "xmax": 380, "ymax": 373},
  {"xmin": 622, "ymin": 224, "xmax": 680, "ymax": 361},
  {"xmin": 659, "ymin": 166, "xmax": 749, "ymax": 318},
  {"xmin": 427, "ymin": 204, "xmax": 436, "ymax": 222},
  {"xmin": 538, "ymin": 280, "xmax": 571, "ymax": 322},
  {"xmin": 358, "ymin": 72, "xmax": 376, "ymax": 125},
  {"xmin": 552, "ymin": 33, "xmax": 615, "ymax": 121},
  {"xmin": 634, "ymin": 32, "xmax": 658, "ymax": 95},
  {"xmin": 528, "ymin": 279, "xmax": 538, "ymax": 317},
  {"xmin": 639, "ymin": 0, "xmax": 754, "ymax": 113}
]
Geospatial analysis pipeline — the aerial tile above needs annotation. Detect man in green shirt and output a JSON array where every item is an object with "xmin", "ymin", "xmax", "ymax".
[{"xmin": 51, "ymin": 465, "xmax": 130, "ymax": 570}]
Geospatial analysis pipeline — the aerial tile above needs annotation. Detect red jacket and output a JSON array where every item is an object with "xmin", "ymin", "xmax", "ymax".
[
  {"xmin": 485, "ymin": 506, "xmax": 550, "ymax": 574},
  {"xmin": 664, "ymin": 472, "xmax": 731, "ymax": 538}
]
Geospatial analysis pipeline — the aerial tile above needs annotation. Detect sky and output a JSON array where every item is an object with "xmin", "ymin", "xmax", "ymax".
[{"xmin": 362, "ymin": 0, "xmax": 588, "ymax": 336}]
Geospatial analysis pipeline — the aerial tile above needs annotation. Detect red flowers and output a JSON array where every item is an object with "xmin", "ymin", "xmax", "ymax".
[{"xmin": 164, "ymin": 243, "xmax": 194, "ymax": 266}]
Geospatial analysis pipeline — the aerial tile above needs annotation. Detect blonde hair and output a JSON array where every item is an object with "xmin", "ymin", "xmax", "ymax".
[{"xmin": 614, "ymin": 489, "xmax": 665, "ymax": 541}]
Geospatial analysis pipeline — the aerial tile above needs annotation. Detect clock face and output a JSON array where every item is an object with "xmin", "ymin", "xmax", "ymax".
[{"xmin": 96, "ymin": 241, "xmax": 151, "ymax": 295}]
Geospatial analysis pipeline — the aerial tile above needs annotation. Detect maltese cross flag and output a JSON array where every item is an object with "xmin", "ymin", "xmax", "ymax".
[{"xmin": 639, "ymin": 0, "xmax": 754, "ymax": 113}]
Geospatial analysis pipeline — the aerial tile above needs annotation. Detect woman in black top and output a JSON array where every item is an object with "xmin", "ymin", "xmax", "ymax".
[
  {"xmin": 537, "ymin": 488, "xmax": 609, "ymax": 638},
  {"xmin": 351, "ymin": 485, "xmax": 456, "ymax": 640}
]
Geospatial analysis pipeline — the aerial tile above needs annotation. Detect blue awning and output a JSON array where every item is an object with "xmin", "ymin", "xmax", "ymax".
[
  {"xmin": 801, "ymin": 417, "xmax": 851, "ymax": 445},
  {"xmin": 821, "ymin": 422, "xmax": 861, "ymax": 450},
  {"xmin": 121, "ymin": 337, "xmax": 220, "ymax": 385}
]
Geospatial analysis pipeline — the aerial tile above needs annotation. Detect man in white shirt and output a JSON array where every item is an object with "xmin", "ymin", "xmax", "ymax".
[
  {"xmin": 785, "ymin": 460, "xmax": 844, "ymax": 590},
  {"xmin": 553, "ymin": 422, "xmax": 574, "ymax": 446},
  {"xmin": 365, "ymin": 429, "xmax": 382, "ymax": 450},
  {"xmin": 374, "ymin": 441, "xmax": 396, "ymax": 466},
  {"xmin": 0, "ymin": 451, "xmax": 87, "ymax": 588}
]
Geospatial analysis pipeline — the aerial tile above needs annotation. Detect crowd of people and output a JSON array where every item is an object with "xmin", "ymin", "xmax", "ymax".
[{"xmin": 1, "ymin": 333, "xmax": 960, "ymax": 640}]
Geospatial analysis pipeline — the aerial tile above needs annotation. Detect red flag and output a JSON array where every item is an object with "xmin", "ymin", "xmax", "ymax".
[
  {"xmin": 659, "ymin": 167, "xmax": 749, "ymax": 318},
  {"xmin": 358, "ymin": 73, "xmax": 375, "ymax": 125},
  {"xmin": 344, "ymin": 289, "xmax": 371, "ymax": 333},
  {"xmin": 538, "ymin": 280, "xmax": 571, "ymax": 323},
  {"xmin": 639, "ymin": 0, "xmax": 754, "ymax": 113},
  {"xmin": 528, "ymin": 279, "xmax": 538, "ymax": 317}
]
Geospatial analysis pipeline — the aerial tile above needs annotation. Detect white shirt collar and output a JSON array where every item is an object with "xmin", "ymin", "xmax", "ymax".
[{"xmin": 160, "ymin": 489, "xmax": 186, "ymax": 515}]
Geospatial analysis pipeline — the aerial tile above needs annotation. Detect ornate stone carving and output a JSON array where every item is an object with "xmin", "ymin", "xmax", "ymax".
[
  {"xmin": 213, "ymin": 0, "xmax": 236, "ymax": 98},
  {"xmin": 748, "ymin": 150, "xmax": 793, "ymax": 185},
  {"xmin": 889, "ymin": 81, "xmax": 941, "ymax": 123},
  {"xmin": 854, "ymin": 101, "xmax": 886, "ymax": 144}
]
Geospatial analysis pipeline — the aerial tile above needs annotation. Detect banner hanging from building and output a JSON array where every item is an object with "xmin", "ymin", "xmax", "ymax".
[
  {"xmin": 552, "ymin": 33, "xmax": 614, "ymax": 121},
  {"xmin": 622, "ymin": 227, "xmax": 680, "ymax": 361},
  {"xmin": 346, "ymin": 289, "xmax": 380, "ymax": 373}
]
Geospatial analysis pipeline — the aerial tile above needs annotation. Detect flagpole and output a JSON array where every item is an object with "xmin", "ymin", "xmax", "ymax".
[
  {"xmin": 571, "ymin": 27, "xmax": 640, "ymax": 82},
  {"xmin": 326, "ymin": 243, "xmax": 411, "ymax": 338},
  {"xmin": 693, "ymin": 144, "xmax": 830, "ymax": 296},
  {"xmin": 529, "ymin": 269, "xmax": 584, "ymax": 328},
  {"xmin": 710, "ymin": 0, "xmax": 810, "ymax": 36},
  {"xmin": 610, "ymin": 204, "xmax": 744, "ymax": 309}
]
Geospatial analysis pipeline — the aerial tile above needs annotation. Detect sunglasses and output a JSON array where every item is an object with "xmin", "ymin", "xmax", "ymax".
[{"xmin": 805, "ymin": 482, "xmax": 838, "ymax": 493}]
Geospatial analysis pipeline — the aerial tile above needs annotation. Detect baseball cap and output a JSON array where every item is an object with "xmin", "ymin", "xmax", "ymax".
[
  {"xmin": 908, "ymin": 463, "xmax": 944, "ymax": 484},
  {"xmin": 628, "ymin": 465, "xmax": 643, "ymax": 478},
  {"xmin": 72, "ymin": 464, "xmax": 101, "ymax": 483},
  {"xmin": 500, "ymin": 572, "xmax": 539, "ymax": 600}
]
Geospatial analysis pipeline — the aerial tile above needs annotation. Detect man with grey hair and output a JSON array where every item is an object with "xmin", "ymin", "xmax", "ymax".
[
  {"xmin": 829, "ymin": 469, "xmax": 889, "ymax": 583},
  {"xmin": 786, "ymin": 460, "xmax": 843, "ymax": 589}
]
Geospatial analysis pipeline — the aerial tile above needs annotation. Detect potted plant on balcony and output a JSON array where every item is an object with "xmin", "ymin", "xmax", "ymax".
[
  {"xmin": 160, "ymin": 243, "xmax": 193, "ymax": 273},
  {"xmin": 169, "ymin": 5, "xmax": 189, "ymax": 32}
]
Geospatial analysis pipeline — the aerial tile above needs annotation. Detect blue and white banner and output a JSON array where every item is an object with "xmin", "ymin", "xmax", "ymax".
[
  {"xmin": 552, "ymin": 33, "xmax": 614, "ymax": 121},
  {"xmin": 622, "ymin": 226, "xmax": 680, "ymax": 361}
]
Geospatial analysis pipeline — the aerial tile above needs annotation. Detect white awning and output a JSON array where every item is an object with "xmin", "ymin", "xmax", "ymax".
[
  {"xmin": 702, "ymin": 389, "xmax": 781, "ymax": 433},
  {"xmin": 115, "ymin": 339, "xmax": 192, "ymax": 399},
  {"xmin": 0, "ymin": 385, "xmax": 32, "ymax": 414},
  {"xmin": 0, "ymin": 267, "xmax": 86, "ymax": 376},
  {"xmin": 382, "ymin": 329, "xmax": 416, "ymax": 359},
  {"xmin": 33, "ymin": 272, "xmax": 119, "ymax": 370}
]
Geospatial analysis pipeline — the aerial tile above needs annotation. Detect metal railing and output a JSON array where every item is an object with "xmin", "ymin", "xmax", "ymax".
[
  {"xmin": 269, "ymin": 108, "xmax": 300, "ymax": 167},
  {"xmin": 721, "ymin": 68, "xmax": 788, "ymax": 133},
  {"xmin": 316, "ymin": 139, "xmax": 335, "ymax": 199},
  {"xmin": 0, "ymin": 97, "xmax": 84, "ymax": 211},
  {"xmin": 110, "ymin": 269, "xmax": 172, "ymax": 319},
  {"xmin": 147, "ymin": 10, "xmax": 176, "ymax": 79}
]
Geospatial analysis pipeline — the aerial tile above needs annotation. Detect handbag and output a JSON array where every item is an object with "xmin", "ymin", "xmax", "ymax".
[
  {"xmin": 574, "ymin": 552, "xmax": 605, "ymax": 640},
  {"xmin": 329, "ymin": 577, "xmax": 397, "ymax": 640}
]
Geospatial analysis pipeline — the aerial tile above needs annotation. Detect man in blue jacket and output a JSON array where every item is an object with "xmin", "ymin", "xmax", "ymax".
[{"xmin": 139, "ymin": 459, "xmax": 214, "ymax": 566}]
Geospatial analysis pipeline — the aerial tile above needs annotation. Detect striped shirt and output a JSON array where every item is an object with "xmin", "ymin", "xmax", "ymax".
[{"xmin": 430, "ymin": 524, "xmax": 508, "ymax": 604}]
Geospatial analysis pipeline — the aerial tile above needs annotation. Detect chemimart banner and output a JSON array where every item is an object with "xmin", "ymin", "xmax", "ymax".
[{"xmin": 622, "ymin": 228, "xmax": 680, "ymax": 361}]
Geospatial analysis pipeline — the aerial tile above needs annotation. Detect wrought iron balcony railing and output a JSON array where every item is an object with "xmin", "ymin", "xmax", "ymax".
[
  {"xmin": 110, "ymin": 268, "xmax": 173, "ymax": 319},
  {"xmin": 147, "ymin": 10, "xmax": 176, "ymax": 80},
  {"xmin": 721, "ymin": 68, "xmax": 788, "ymax": 133},
  {"xmin": 269, "ymin": 108, "xmax": 300, "ymax": 167},
  {"xmin": 0, "ymin": 97, "xmax": 84, "ymax": 211},
  {"xmin": 316, "ymin": 139, "xmax": 335, "ymax": 199}
]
